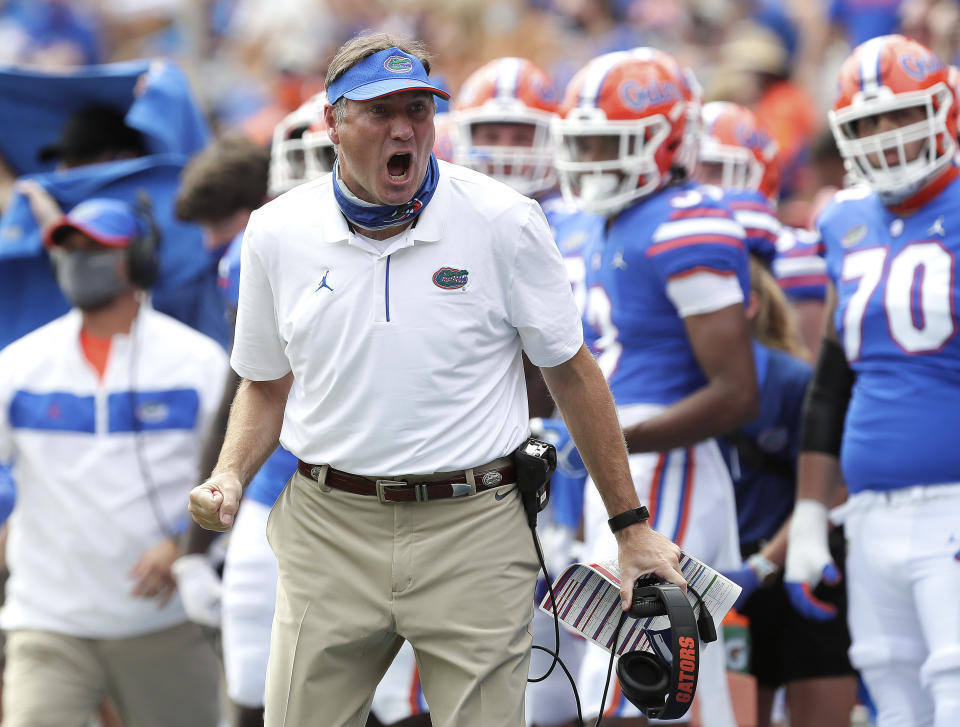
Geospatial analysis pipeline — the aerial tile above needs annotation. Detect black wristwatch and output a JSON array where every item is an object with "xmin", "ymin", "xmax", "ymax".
[{"xmin": 608, "ymin": 505, "xmax": 650, "ymax": 533}]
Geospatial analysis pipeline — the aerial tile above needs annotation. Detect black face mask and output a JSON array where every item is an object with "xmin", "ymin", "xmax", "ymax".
[{"xmin": 53, "ymin": 248, "xmax": 130, "ymax": 311}]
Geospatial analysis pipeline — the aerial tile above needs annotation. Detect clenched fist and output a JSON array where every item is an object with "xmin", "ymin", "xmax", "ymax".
[{"xmin": 189, "ymin": 473, "xmax": 243, "ymax": 531}]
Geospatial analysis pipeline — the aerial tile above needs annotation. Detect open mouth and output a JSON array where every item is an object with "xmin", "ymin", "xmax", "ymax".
[{"xmin": 387, "ymin": 153, "xmax": 412, "ymax": 181}]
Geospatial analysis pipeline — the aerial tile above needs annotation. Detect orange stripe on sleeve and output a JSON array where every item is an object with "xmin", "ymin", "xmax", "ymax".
[
  {"xmin": 667, "ymin": 266, "xmax": 737, "ymax": 281},
  {"xmin": 646, "ymin": 235, "xmax": 743, "ymax": 257}
]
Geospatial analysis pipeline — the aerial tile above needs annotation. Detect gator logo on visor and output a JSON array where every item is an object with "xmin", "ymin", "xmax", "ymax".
[
  {"xmin": 384, "ymin": 56, "xmax": 414, "ymax": 73},
  {"xmin": 432, "ymin": 267, "xmax": 469, "ymax": 290}
]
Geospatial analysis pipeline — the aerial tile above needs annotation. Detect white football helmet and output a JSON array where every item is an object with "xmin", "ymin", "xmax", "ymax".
[{"xmin": 268, "ymin": 91, "xmax": 327, "ymax": 196}]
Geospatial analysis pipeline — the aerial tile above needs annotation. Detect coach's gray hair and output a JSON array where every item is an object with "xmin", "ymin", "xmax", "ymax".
[{"xmin": 326, "ymin": 32, "xmax": 434, "ymax": 126}]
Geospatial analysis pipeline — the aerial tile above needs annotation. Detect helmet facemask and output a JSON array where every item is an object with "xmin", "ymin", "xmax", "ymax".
[
  {"xmin": 303, "ymin": 128, "xmax": 336, "ymax": 178},
  {"xmin": 698, "ymin": 137, "xmax": 764, "ymax": 191},
  {"xmin": 454, "ymin": 103, "xmax": 557, "ymax": 197},
  {"xmin": 553, "ymin": 110, "xmax": 673, "ymax": 217},
  {"xmin": 830, "ymin": 83, "xmax": 956, "ymax": 204}
]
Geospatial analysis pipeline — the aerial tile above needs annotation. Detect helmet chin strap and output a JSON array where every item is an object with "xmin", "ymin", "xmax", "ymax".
[{"xmin": 873, "ymin": 140, "xmax": 939, "ymax": 204}]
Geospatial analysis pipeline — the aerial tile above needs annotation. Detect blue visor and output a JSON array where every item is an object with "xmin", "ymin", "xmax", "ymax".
[{"xmin": 327, "ymin": 47, "xmax": 450, "ymax": 104}]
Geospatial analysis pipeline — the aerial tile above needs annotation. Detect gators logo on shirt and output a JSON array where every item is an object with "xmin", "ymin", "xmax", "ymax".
[{"xmin": 432, "ymin": 267, "xmax": 469, "ymax": 290}]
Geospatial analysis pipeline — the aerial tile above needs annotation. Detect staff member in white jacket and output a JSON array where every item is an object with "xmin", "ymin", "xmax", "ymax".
[{"xmin": 0, "ymin": 198, "xmax": 228, "ymax": 727}]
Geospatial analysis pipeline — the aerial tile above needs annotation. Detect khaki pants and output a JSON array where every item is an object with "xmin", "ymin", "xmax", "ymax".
[
  {"xmin": 2, "ymin": 622, "xmax": 220, "ymax": 727},
  {"xmin": 265, "ymin": 470, "xmax": 539, "ymax": 727}
]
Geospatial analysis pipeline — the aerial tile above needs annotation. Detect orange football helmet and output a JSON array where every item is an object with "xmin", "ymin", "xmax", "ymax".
[
  {"xmin": 553, "ymin": 48, "xmax": 696, "ymax": 215},
  {"xmin": 452, "ymin": 57, "xmax": 559, "ymax": 196},
  {"xmin": 633, "ymin": 47, "xmax": 703, "ymax": 177},
  {"xmin": 830, "ymin": 34, "xmax": 958, "ymax": 203},
  {"xmin": 698, "ymin": 101, "xmax": 781, "ymax": 200},
  {"xmin": 268, "ymin": 91, "xmax": 327, "ymax": 196}
]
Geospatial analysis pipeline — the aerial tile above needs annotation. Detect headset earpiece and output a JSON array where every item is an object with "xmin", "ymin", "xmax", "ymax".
[
  {"xmin": 127, "ymin": 190, "xmax": 161, "ymax": 289},
  {"xmin": 617, "ymin": 650, "xmax": 671, "ymax": 707},
  {"xmin": 614, "ymin": 581, "xmax": 703, "ymax": 721}
]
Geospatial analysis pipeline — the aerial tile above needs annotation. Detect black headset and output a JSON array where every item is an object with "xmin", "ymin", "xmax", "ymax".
[
  {"xmin": 610, "ymin": 578, "xmax": 717, "ymax": 721},
  {"xmin": 127, "ymin": 190, "xmax": 161, "ymax": 289},
  {"xmin": 519, "ymin": 436, "xmax": 717, "ymax": 726}
]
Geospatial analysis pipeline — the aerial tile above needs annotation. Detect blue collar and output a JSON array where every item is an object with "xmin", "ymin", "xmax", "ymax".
[{"xmin": 332, "ymin": 154, "xmax": 440, "ymax": 231}]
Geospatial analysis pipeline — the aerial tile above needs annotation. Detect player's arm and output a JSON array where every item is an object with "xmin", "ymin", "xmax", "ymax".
[
  {"xmin": 541, "ymin": 344, "xmax": 686, "ymax": 605},
  {"xmin": 623, "ymin": 302, "xmax": 758, "ymax": 453},
  {"xmin": 796, "ymin": 284, "xmax": 849, "ymax": 507},
  {"xmin": 786, "ymin": 284, "xmax": 851, "ymax": 619},
  {"xmin": 188, "ymin": 372, "xmax": 292, "ymax": 531}
]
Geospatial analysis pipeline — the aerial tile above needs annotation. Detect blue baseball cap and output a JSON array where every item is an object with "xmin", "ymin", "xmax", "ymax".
[
  {"xmin": 327, "ymin": 47, "xmax": 451, "ymax": 105},
  {"xmin": 44, "ymin": 198, "xmax": 141, "ymax": 249}
]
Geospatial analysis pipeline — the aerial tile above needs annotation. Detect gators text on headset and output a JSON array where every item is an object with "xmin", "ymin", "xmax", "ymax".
[{"xmin": 513, "ymin": 437, "xmax": 716, "ymax": 724}]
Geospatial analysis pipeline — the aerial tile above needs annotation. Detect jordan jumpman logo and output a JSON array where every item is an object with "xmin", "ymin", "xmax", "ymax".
[{"xmin": 315, "ymin": 270, "xmax": 334, "ymax": 293}]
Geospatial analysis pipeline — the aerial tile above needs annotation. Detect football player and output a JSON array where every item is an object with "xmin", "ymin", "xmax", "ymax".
[
  {"xmin": 786, "ymin": 34, "xmax": 960, "ymax": 727},
  {"xmin": 267, "ymin": 91, "xmax": 327, "ymax": 197},
  {"xmin": 695, "ymin": 99, "xmax": 860, "ymax": 727},
  {"xmin": 301, "ymin": 92, "xmax": 337, "ymax": 179},
  {"xmin": 453, "ymin": 57, "xmax": 559, "ymax": 200},
  {"xmin": 697, "ymin": 101, "xmax": 782, "ymax": 266},
  {"xmin": 553, "ymin": 48, "xmax": 757, "ymax": 726}
]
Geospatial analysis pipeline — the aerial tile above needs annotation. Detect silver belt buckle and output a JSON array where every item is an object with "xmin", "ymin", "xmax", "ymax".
[{"xmin": 376, "ymin": 479, "xmax": 428, "ymax": 503}]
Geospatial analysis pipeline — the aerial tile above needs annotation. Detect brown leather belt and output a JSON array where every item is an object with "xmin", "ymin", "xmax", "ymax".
[{"xmin": 297, "ymin": 458, "xmax": 515, "ymax": 503}]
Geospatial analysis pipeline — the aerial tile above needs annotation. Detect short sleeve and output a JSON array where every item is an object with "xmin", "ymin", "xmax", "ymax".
[
  {"xmin": 665, "ymin": 270, "xmax": 745, "ymax": 317},
  {"xmin": 648, "ymin": 204, "xmax": 749, "ymax": 317},
  {"xmin": 229, "ymin": 216, "xmax": 292, "ymax": 381},
  {"xmin": 774, "ymin": 227, "xmax": 829, "ymax": 302},
  {"xmin": 508, "ymin": 201, "xmax": 583, "ymax": 367}
]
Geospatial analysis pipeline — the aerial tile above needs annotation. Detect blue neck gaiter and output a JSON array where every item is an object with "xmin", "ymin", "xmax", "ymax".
[{"xmin": 333, "ymin": 154, "xmax": 439, "ymax": 231}]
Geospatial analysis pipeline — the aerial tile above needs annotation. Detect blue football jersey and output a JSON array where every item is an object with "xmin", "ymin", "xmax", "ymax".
[
  {"xmin": 217, "ymin": 232, "xmax": 244, "ymax": 310},
  {"xmin": 719, "ymin": 187, "xmax": 781, "ymax": 265},
  {"xmin": 246, "ymin": 446, "xmax": 298, "ymax": 507},
  {"xmin": 818, "ymin": 178, "xmax": 960, "ymax": 492},
  {"xmin": 582, "ymin": 182, "xmax": 750, "ymax": 406},
  {"xmin": 774, "ymin": 226, "xmax": 828, "ymax": 302},
  {"xmin": 720, "ymin": 342, "xmax": 811, "ymax": 546},
  {"xmin": 543, "ymin": 194, "xmax": 604, "ymax": 318}
]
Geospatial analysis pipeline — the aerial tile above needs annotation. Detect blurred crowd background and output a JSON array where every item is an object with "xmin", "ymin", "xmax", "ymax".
[
  {"xmin": 1, "ymin": 3, "xmax": 959, "ymax": 726},
  {"xmin": 2, "ymin": 0, "xmax": 958, "ymax": 227}
]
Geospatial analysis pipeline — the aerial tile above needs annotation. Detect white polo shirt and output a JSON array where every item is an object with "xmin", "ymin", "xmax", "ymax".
[{"xmin": 231, "ymin": 161, "xmax": 583, "ymax": 475}]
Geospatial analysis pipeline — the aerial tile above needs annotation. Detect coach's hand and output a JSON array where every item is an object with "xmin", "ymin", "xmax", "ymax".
[
  {"xmin": 616, "ymin": 522, "xmax": 686, "ymax": 610},
  {"xmin": 189, "ymin": 473, "xmax": 242, "ymax": 531},
  {"xmin": 784, "ymin": 499, "xmax": 840, "ymax": 621}
]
